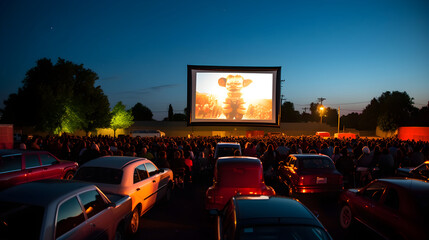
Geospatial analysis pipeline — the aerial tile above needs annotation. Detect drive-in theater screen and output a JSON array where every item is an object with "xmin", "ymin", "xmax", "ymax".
[{"xmin": 187, "ymin": 65, "xmax": 281, "ymax": 126}]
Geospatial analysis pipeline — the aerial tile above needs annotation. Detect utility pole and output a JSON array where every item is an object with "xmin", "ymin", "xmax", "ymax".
[
  {"xmin": 338, "ymin": 106, "xmax": 340, "ymax": 134},
  {"xmin": 317, "ymin": 97, "xmax": 326, "ymax": 105}
]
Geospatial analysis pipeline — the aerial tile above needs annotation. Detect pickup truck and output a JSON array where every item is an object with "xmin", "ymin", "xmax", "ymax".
[{"xmin": 0, "ymin": 179, "xmax": 132, "ymax": 240}]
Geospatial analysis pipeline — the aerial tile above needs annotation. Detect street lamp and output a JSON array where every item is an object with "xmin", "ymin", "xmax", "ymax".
[{"xmin": 319, "ymin": 106, "xmax": 325, "ymax": 124}]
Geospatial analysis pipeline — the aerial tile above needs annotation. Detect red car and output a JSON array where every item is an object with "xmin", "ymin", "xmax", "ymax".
[
  {"xmin": 0, "ymin": 150, "xmax": 78, "ymax": 190},
  {"xmin": 277, "ymin": 154, "xmax": 343, "ymax": 196},
  {"xmin": 206, "ymin": 156, "xmax": 275, "ymax": 211},
  {"xmin": 339, "ymin": 178, "xmax": 429, "ymax": 240}
]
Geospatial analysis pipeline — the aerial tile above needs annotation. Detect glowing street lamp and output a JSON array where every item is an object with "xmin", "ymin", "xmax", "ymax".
[{"xmin": 319, "ymin": 105, "xmax": 325, "ymax": 124}]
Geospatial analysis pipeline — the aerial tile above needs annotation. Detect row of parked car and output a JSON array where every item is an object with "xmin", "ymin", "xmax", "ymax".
[
  {"xmin": 205, "ymin": 142, "xmax": 429, "ymax": 240},
  {"xmin": 0, "ymin": 149, "xmax": 174, "ymax": 240}
]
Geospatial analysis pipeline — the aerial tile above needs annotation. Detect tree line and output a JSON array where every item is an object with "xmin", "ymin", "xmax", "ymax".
[
  {"xmin": 1, "ymin": 58, "xmax": 428, "ymax": 135},
  {"xmin": 282, "ymin": 91, "xmax": 429, "ymax": 132}
]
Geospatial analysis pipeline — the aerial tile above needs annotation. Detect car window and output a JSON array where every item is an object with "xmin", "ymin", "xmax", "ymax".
[
  {"xmin": 0, "ymin": 201, "xmax": 44, "ymax": 240},
  {"xmin": 0, "ymin": 155, "xmax": 22, "ymax": 173},
  {"xmin": 24, "ymin": 154, "xmax": 40, "ymax": 168},
  {"xmin": 217, "ymin": 166, "xmax": 261, "ymax": 187},
  {"xmin": 301, "ymin": 158, "xmax": 335, "ymax": 169},
  {"xmin": 362, "ymin": 182, "xmax": 386, "ymax": 202},
  {"xmin": 40, "ymin": 153, "xmax": 58, "ymax": 166},
  {"xmin": 134, "ymin": 164, "xmax": 148, "ymax": 183},
  {"xmin": 79, "ymin": 190, "xmax": 107, "ymax": 219},
  {"xmin": 383, "ymin": 188, "xmax": 400, "ymax": 210},
  {"xmin": 239, "ymin": 225, "xmax": 331, "ymax": 240},
  {"xmin": 217, "ymin": 147, "xmax": 240, "ymax": 158},
  {"xmin": 74, "ymin": 167, "xmax": 123, "ymax": 185},
  {"xmin": 145, "ymin": 162, "xmax": 158, "ymax": 177},
  {"xmin": 56, "ymin": 197, "xmax": 85, "ymax": 238}
]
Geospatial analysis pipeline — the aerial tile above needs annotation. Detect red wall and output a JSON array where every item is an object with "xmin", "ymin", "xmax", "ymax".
[
  {"xmin": 0, "ymin": 125, "xmax": 13, "ymax": 149},
  {"xmin": 398, "ymin": 127, "xmax": 429, "ymax": 142}
]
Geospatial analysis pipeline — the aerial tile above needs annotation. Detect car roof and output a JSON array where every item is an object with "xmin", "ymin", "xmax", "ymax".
[
  {"xmin": 233, "ymin": 196, "xmax": 321, "ymax": 226},
  {"xmin": 290, "ymin": 154, "xmax": 330, "ymax": 159},
  {"xmin": 0, "ymin": 149, "xmax": 50, "ymax": 157},
  {"xmin": 377, "ymin": 178, "xmax": 429, "ymax": 192},
  {"xmin": 216, "ymin": 142, "xmax": 240, "ymax": 146},
  {"xmin": 80, "ymin": 156, "xmax": 147, "ymax": 169},
  {"xmin": 217, "ymin": 156, "xmax": 261, "ymax": 166},
  {"xmin": 0, "ymin": 179, "xmax": 95, "ymax": 206}
]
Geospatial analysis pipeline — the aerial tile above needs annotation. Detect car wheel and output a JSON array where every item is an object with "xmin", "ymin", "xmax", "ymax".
[
  {"xmin": 63, "ymin": 171, "xmax": 74, "ymax": 180},
  {"xmin": 128, "ymin": 208, "xmax": 140, "ymax": 235},
  {"xmin": 339, "ymin": 205, "xmax": 353, "ymax": 229}
]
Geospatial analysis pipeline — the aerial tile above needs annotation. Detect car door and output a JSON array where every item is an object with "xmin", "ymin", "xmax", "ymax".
[
  {"xmin": 78, "ymin": 189, "xmax": 113, "ymax": 240},
  {"xmin": 0, "ymin": 154, "xmax": 25, "ymax": 188},
  {"xmin": 39, "ymin": 152, "xmax": 62, "ymax": 179},
  {"xmin": 23, "ymin": 153, "xmax": 45, "ymax": 183},
  {"xmin": 371, "ymin": 186, "xmax": 402, "ymax": 238},
  {"xmin": 352, "ymin": 181, "xmax": 386, "ymax": 227},
  {"xmin": 132, "ymin": 163, "xmax": 154, "ymax": 213},
  {"xmin": 56, "ymin": 196, "xmax": 90, "ymax": 240},
  {"xmin": 145, "ymin": 162, "xmax": 161, "ymax": 206}
]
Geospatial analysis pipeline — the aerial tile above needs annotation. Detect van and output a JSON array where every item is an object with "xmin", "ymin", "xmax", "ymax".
[{"xmin": 130, "ymin": 130, "xmax": 165, "ymax": 138}]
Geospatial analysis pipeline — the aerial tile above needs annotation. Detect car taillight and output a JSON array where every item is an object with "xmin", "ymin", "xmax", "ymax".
[{"xmin": 299, "ymin": 176, "xmax": 305, "ymax": 185}]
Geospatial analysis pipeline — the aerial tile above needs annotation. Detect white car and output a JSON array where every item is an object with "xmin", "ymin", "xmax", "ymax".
[{"xmin": 74, "ymin": 156, "xmax": 174, "ymax": 234}]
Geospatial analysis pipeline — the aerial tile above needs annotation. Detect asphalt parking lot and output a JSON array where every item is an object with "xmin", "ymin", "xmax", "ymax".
[{"xmin": 133, "ymin": 180, "xmax": 383, "ymax": 240}]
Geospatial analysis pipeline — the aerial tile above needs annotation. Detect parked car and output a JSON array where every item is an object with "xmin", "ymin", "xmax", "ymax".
[
  {"xmin": 73, "ymin": 156, "xmax": 174, "ymax": 234},
  {"xmin": 215, "ymin": 195, "xmax": 333, "ymax": 240},
  {"xmin": 0, "ymin": 149, "xmax": 78, "ymax": 190},
  {"xmin": 339, "ymin": 178, "xmax": 429, "ymax": 240},
  {"xmin": 0, "ymin": 179, "xmax": 132, "ymax": 240},
  {"xmin": 214, "ymin": 142, "xmax": 241, "ymax": 160},
  {"xmin": 277, "ymin": 154, "xmax": 343, "ymax": 196},
  {"xmin": 396, "ymin": 160, "xmax": 429, "ymax": 181},
  {"xmin": 205, "ymin": 156, "xmax": 275, "ymax": 211}
]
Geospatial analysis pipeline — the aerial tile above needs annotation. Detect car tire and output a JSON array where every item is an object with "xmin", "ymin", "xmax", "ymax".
[
  {"xmin": 339, "ymin": 204, "xmax": 354, "ymax": 230},
  {"xmin": 63, "ymin": 171, "xmax": 74, "ymax": 180},
  {"xmin": 128, "ymin": 208, "xmax": 140, "ymax": 235}
]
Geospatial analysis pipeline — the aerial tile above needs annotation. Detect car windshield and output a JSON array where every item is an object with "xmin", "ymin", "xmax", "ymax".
[
  {"xmin": 217, "ymin": 166, "xmax": 261, "ymax": 187},
  {"xmin": 0, "ymin": 201, "xmax": 44, "ymax": 240},
  {"xmin": 217, "ymin": 147, "xmax": 239, "ymax": 158},
  {"xmin": 74, "ymin": 167, "xmax": 123, "ymax": 184},
  {"xmin": 239, "ymin": 225, "xmax": 331, "ymax": 240},
  {"xmin": 300, "ymin": 158, "xmax": 335, "ymax": 169}
]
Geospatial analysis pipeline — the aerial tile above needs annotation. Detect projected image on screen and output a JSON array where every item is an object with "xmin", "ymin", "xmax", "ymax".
[
  {"xmin": 188, "ymin": 66, "xmax": 281, "ymax": 126},
  {"xmin": 196, "ymin": 73, "xmax": 272, "ymax": 120}
]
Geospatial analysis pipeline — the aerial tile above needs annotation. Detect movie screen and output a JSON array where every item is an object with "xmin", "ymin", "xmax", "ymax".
[{"xmin": 188, "ymin": 66, "xmax": 281, "ymax": 126}]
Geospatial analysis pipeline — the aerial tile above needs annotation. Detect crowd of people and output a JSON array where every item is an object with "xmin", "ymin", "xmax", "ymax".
[{"xmin": 18, "ymin": 134, "xmax": 429, "ymax": 188}]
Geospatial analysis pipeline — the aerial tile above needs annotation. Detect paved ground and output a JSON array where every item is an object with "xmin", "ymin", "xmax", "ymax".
[{"xmin": 132, "ymin": 180, "xmax": 383, "ymax": 240}]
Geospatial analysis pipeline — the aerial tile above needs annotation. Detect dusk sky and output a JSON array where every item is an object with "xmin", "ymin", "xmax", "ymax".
[{"xmin": 1, "ymin": 0, "xmax": 428, "ymax": 120}]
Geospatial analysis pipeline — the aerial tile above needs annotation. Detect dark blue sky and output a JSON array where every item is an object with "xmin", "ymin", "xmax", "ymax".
[{"xmin": 1, "ymin": 0, "xmax": 428, "ymax": 120}]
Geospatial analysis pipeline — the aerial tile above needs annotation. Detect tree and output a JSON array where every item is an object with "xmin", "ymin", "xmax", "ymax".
[
  {"xmin": 359, "ymin": 91, "xmax": 416, "ymax": 131},
  {"xmin": 110, "ymin": 101, "xmax": 134, "ymax": 137},
  {"xmin": 1, "ymin": 58, "xmax": 111, "ymax": 134},
  {"xmin": 325, "ymin": 107, "xmax": 338, "ymax": 127},
  {"xmin": 131, "ymin": 103, "xmax": 153, "ymax": 121},
  {"xmin": 280, "ymin": 101, "xmax": 300, "ymax": 122},
  {"xmin": 168, "ymin": 104, "xmax": 174, "ymax": 121}
]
